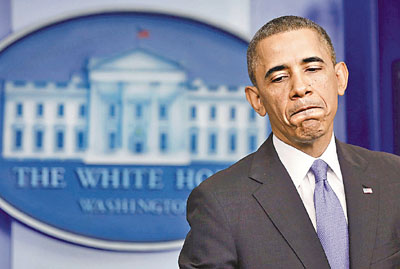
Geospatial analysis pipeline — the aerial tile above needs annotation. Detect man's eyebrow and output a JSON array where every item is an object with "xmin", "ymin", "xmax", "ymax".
[
  {"xmin": 264, "ymin": 57, "xmax": 324, "ymax": 79},
  {"xmin": 302, "ymin": 56, "xmax": 325, "ymax": 64},
  {"xmin": 264, "ymin": 65, "xmax": 287, "ymax": 79}
]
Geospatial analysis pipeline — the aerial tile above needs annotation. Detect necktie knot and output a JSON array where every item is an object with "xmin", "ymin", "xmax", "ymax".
[{"xmin": 311, "ymin": 159, "xmax": 328, "ymax": 183}]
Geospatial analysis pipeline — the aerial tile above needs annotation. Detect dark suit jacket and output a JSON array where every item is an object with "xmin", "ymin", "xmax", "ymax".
[{"xmin": 179, "ymin": 135, "xmax": 400, "ymax": 268}]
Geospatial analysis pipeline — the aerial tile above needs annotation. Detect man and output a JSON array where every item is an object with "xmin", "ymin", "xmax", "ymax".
[{"xmin": 179, "ymin": 15, "xmax": 400, "ymax": 268}]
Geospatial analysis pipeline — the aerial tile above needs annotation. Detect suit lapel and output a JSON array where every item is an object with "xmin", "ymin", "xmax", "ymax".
[
  {"xmin": 250, "ymin": 136, "xmax": 330, "ymax": 268},
  {"xmin": 336, "ymin": 141, "xmax": 379, "ymax": 269}
]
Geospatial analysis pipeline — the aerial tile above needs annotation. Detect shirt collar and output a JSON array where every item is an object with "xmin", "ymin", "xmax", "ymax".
[{"xmin": 272, "ymin": 133, "xmax": 342, "ymax": 188}]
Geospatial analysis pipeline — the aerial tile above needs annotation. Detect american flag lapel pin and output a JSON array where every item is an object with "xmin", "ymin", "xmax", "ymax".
[{"xmin": 362, "ymin": 185, "xmax": 373, "ymax": 194}]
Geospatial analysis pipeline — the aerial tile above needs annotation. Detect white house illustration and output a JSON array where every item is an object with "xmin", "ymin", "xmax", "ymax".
[{"xmin": 2, "ymin": 48, "xmax": 269, "ymax": 164}]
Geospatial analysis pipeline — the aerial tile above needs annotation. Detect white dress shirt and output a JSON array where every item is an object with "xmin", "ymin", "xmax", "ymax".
[{"xmin": 272, "ymin": 134, "xmax": 348, "ymax": 230}]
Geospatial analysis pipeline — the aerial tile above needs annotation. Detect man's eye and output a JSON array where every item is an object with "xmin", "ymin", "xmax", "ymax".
[
  {"xmin": 306, "ymin": 67, "xmax": 322, "ymax": 72},
  {"xmin": 271, "ymin": 76, "xmax": 286, "ymax": 83}
]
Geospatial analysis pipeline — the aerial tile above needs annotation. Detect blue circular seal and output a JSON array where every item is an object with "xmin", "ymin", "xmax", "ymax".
[{"xmin": 0, "ymin": 10, "xmax": 269, "ymax": 251}]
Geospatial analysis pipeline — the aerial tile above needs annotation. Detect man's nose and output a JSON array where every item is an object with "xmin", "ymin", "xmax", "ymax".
[{"xmin": 289, "ymin": 72, "xmax": 311, "ymax": 99}]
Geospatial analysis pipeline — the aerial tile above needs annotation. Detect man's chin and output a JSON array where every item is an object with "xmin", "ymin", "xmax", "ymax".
[{"xmin": 292, "ymin": 128, "xmax": 326, "ymax": 144}]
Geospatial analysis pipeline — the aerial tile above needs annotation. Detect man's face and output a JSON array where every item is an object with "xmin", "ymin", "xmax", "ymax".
[{"xmin": 246, "ymin": 29, "xmax": 348, "ymax": 151}]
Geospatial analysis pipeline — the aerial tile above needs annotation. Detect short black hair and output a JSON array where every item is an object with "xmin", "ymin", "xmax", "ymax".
[{"xmin": 247, "ymin": 15, "xmax": 336, "ymax": 86}]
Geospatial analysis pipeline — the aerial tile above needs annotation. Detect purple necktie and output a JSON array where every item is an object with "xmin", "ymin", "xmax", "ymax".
[{"xmin": 311, "ymin": 159, "xmax": 349, "ymax": 269}]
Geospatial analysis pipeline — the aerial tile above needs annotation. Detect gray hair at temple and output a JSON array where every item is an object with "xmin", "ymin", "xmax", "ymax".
[{"xmin": 247, "ymin": 15, "xmax": 337, "ymax": 87}]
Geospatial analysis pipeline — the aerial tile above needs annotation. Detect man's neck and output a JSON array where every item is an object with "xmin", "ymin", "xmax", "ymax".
[{"xmin": 276, "ymin": 131, "xmax": 333, "ymax": 158}]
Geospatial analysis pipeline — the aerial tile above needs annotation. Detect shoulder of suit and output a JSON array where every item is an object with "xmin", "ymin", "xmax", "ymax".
[
  {"xmin": 195, "ymin": 151, "xmax": 257, "ymax": 192},
  {"xmin": 339, "ymin": 141, "xmax": 400, "ymax": 159},
  {"xmin": 339, "ymin": 141, "xmax": 400, "ymax": 169}
]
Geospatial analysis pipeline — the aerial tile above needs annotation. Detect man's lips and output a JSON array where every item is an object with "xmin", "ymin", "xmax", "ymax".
[{"xmin": 290, "ymin": 106, "xmax": 322, "ymax": 117}]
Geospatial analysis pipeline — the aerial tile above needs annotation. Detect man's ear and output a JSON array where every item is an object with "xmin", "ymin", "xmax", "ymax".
[
  {"xmin": 335, "ymin": 62, "xmax": 349, "ymax": 96},
  {"xmin": 245, "ymin": 86, "xmax": 267, "ymax": 116}
]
